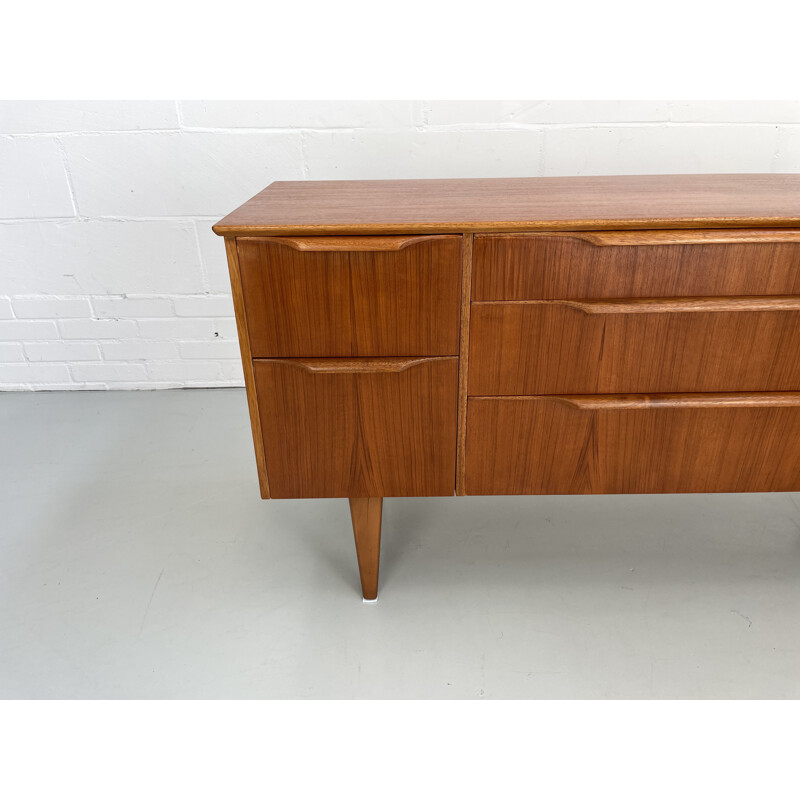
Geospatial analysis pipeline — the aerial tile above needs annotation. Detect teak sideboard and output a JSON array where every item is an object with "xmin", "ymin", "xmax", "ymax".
[{"xmin": 213, "ymin": 174, "xmax": 800, "ymax": 600}]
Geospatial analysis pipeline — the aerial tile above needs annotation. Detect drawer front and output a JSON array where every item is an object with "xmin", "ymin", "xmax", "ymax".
[
  {"xmin": 465, "ymin": 394, "xmax": 800, "ymax": 495},
  {"xmin": 254, "ymin": 357, "xmax": 458, "ymax": 498},
  {"xmin": 469, "ymin": 298, "xmax": 800, "ymax": 395},
  {"xmin": 238, "ymin": 235, "xmax": 461, "ymax": 357},
  {"xmin": 473, "ymin": 231, "xmax": 800, "ymax": 300}
]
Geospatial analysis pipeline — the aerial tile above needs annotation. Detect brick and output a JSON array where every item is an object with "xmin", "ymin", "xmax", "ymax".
[
  {"xmin": 136, "ymin": 318, "xmax": 217, "ymax": 340},
  {"xmin": 101, "ymin": 341, "xmax": 180, "ymax": 361},
  {"xmin": 178, "ymin": 340, "xmax": 241, "ymax": 359},
  {"xmin": 0, "ymin": 137, "xmax": 74, "ymax": 218},
  {"xmin": 101, "ymin": 381, "xmax": 183, "ymax": 390},
  {"xmin": 137, "ymin": 317, "xmax": 236, "ymax": 341},
  {"xmin": 70, "ymin": 362, "xmax": 148, "ymax": 382},
  {"xmin": 173, "ymin": 295, "xmax": 234, "ymax": 317},
  {"xmin": 194, "ymin": 221, "xmax": 231, "ymax": 293},
  {"xmin": 542, "ymin": 124, "xmax": 780, "ymax": 176},
  {"xmin": 0, "ymin": 363, "xmax": 71, "ymax": 384},
  {"xmin": 0, "ymin": 220, "xmax": 204, "ymax": 295},
  {"xmin": 0, "ymin": 100, "xmax": 179, "ymax": 133},
  {"xmin": 419, "ymin": 101, "xmax": 793, "ymax": 127},
  {"xmin": 41, "ymin": 382, "xmax": 104, "ymax": 390},
  {"xmin": 0, "ymin": 320, "xmax": 58, "ymax": 340},
  {"xmin": 411, "ymin": 129, "xmax": 543, "ymax": 178},
  {"xmin": 211, "ymin": 319, "xmax": 238, "ymax": 339},
  {"xmin": 670, "ymin": 101, "xmax": 800, "ymax": 123},
  {"xmin": 25, "ymin": 342, "xmax": 101, "ymax": 361},
  {"xmin": 146, "ymin": 361, "xmax": 224, "ymax": 382},
  {"xmin": 91, "ymin": 296, "xmax": 174, "ymax": 319},
  {"xmin": 512, "ymin": 101, "xmax": 670, "ymax": 125},
  {"xmin": 185, "ymin": 379, "xmax": 242, "ymax": 388},
  {"xmin": 179, "ymin": 100, "xmax": 413, "ymax": 129},
  {"xmin": 304, "ymin": 130, "xmax": 414, "ymax": 179},
  {"xmin": 0, "ymin": 298, "xmax": 12, "ymax": 319},
  {"xmin": 63, "ymin": 131, "xmax": 303, "ymax": 217},
  {"xmin": 775, "ymin": 127, "xmax": 800, "ymax": 171},
  {"xmin": 419, "ymin": 100, "xmax": 538, "ymax": 126},
  {"xmin": 0, "ymin": 342, "xmax": 25, "ymax": 361},
  {"xmin": 59, "ymin": 319, "xmax": 138, "ymax": 339},
  {"xmin": 12, "ymin": 296, "xmax": 92, "ymax": 319},
  {"xmin": 305, "ymin": 128, "xmax": 543, "ymax": 180},
  {"xmin": 415, "ymin": 101, "xmax": 673, "ymax": 127},
  {"xmin": 219, "ymin": 361, "xmax": 245, "ymax": 382}
]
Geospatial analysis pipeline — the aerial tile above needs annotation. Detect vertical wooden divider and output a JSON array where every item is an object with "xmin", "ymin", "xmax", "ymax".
[{"xmin": 456, "ymin": 233, "xmax": 474, "ymax": 496}]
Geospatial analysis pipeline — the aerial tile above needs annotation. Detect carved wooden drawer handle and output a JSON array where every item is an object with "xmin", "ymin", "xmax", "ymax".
[
  {"xmin": 547, "ymin": 230, "xmax": 800, "ymax": 246},
  {"xmin": 476, "ymin": 296, "xmax": 800, "ymax": 314},
  {"xmin": 247, "ymin": 235, "xmax": 455, "ymax": 252},
  {"xmin": 256, "ymin": 357, "xmax": 452, "ymax": 373},
  {"xmin": 542, "ymin": 393, "xmax": 800, "ymax": 410}
]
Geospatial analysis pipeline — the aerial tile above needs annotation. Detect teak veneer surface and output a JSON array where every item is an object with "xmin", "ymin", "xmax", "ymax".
[
  {"xmin": 349, "ymin": 498, "xmax": 383, "ymax": 601},
  {"xmin": 224, "ymin": 237, "xmax": 270, "ymax": 498},
  {"xmin": 473, "ymin": 231, "xmax": 800, "ymax": 300},
  {"xmin": 213, "ymin": 174, "xmax": 800, "ymax": 235},
  {"xmin": 466, "ymin": 394, "xmax": 800, "ymax": 495},
  {"xmin": 254, "ymin": 357, "xmax": 458, "ymax": 498},
  {"xmin": 469, "ymin": 299, "xmax": 800, "ymax": 395},
  {"xmin": 238, "ymin": 236, "xmax": 461, "ymax": 357},
  {"xmin": 218, "ymin": 173, "xmax": 800, "ymax": 597},
  {"xmin": 456, "ymin": 234, "xmax": 474, "ymax": 496}
]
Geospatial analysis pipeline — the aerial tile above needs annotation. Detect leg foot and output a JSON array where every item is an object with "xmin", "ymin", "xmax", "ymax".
[{"xmin": 349, "ymin": 497, "xmax": 383, "ymax": 600}]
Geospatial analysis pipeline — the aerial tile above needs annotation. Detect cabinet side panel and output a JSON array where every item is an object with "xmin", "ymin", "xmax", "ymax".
[{"xmin": 225, "ymin": 236, "xmax": 270, "ymax": 498}]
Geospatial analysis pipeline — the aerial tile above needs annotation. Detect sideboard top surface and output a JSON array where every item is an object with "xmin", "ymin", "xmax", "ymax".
[{"xmin": 213, "ymin": 174, "xmax": 800, "ymax": 236}]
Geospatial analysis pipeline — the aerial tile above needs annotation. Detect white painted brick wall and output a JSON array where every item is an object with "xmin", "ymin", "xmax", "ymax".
[
  {"xmin": 1, "ymin": 100, "xmax": 798, "ymax": 391},
  {"xmin": 0, "ymin": 137, "xmax": 75, "ymax": 217}
]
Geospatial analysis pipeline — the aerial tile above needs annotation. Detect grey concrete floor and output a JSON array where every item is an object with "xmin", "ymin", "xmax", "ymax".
[{"xmin": 1, "ymin": 388, "xmax": 799, "ymax": 699}]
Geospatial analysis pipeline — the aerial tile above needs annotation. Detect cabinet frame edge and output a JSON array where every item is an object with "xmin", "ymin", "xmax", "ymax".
[{"xmin": 225, "ymin": 236, "xmax": 271, "ymax": 499}]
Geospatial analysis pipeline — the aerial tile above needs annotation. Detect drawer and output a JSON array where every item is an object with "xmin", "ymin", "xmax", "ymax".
[
  {"xmin": 465, "ymin": 394, "xmax": 800, "ymax": 495},
  {"xmin": 238, "ymin": 235, "xmax": 461, "ymax": 357},
  {"xmin": 254, "ymin": 357, "xmax": 458, "ymax": 498},
  {"xmin": 469, "ymin": 297, "xmax": 800, "ymax": 395},
  {"xmin": 473, "ymin": 231, "xmax": 800, "ymax": 300}
]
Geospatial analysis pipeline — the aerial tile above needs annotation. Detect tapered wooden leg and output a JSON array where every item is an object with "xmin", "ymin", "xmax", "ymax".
[{"xmin": 348, "ymin": 497, "xmax": 383, "ymax": 600}]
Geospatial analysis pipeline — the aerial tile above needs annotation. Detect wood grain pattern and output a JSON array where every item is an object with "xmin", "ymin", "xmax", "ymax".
[
  {"xmin": 478, "ymin": 296, "xmax": 800, "ymax": 314},
  {"xmin": 274, "ymin": 357, "xmax": 440, "ymax": 373},
  {"xmin": 238, "ymin": 236, "xmax": 461, "ymax": 357},
  {"xmin": 538, "ymin": 393, "xmax": 800, "ymax": 409},
  {"xmin": 349, "ymin": 497, "xmax": 382, "ymax": 600},
  {"xmin": 264, "ymin": 235, "xmax": 446, "ymax": 251},
  {"xmin": 254, "ymin": 357, "xmax": 458, "ymax": 498},
  {"xmin": 473, "ymin": 231, "xmax": 800, "ymax": 300},
  {"xmin": 213, "ymin": 174, "xmax": 800, "ymax": 235},
  {"xmin": 465, "ymin": 394, "xmax": 800, "ymax": 495},
  {"xmin": 224, "ymin": 237, "xmax": 269, "ymax": 498},
  {"xmin": 469, "ymin": 299, "xmax": 800, "ymax": 395},
  {"xmin": 549, "ymin": 230, "xmax": 800, "ymax": 246},
  {"xmin": 456, "ymin": 234, "xmax": 473, "ymax": 496}
]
